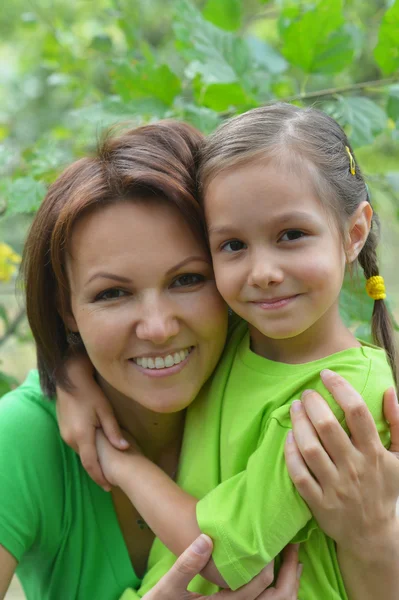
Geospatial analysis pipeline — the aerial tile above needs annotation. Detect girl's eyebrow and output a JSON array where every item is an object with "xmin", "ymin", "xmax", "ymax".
[{"xmin": 208, "ymin": 212, "xmax": 318, "ymax": 237}]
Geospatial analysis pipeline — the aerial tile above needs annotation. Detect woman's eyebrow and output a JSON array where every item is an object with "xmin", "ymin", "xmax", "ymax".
[
  {"xmin": 85, "ymin": 272, "xmax": 133, "ymax": 285},
  {"xmin": 166, "ymin": 256, "xmax": 209, "ymax": 274}
]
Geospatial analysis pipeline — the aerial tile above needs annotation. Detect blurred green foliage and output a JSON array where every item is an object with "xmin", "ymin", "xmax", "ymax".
[{"xmin": 0, "ymin": 0, "xmax": 398, "ymax": 390}]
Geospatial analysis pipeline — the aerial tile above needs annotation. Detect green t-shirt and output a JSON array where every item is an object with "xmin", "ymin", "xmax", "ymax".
[
  {"xmin": 0, "ymin": 371, "xmax": 141, "ymax": 600},
  {"xmin": 139, "ymin": 320, "xmax": 392, "ymax": 599}
]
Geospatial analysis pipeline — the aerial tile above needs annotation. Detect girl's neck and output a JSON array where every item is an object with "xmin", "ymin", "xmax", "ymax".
[
  {"xmin": 250, "ymin": 303, "xmax": 360, "ymax": 364},
  {"xmin": 97, "ymin": 375, "xmax": 185, "ymax": 464}
]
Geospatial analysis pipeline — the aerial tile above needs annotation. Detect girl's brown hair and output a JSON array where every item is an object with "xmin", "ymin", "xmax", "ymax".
[
  {"xmin": 22, "ymin": 121, "xmax": 205, "ymax": 397},
  {"xmin": 199, "ymin": 102, "xmax": 397, "ymax": 386}
]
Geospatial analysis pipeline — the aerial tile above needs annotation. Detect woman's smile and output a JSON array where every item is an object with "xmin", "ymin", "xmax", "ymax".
[{"xmin": 129, "ymin": 346, "xmax": 195, "ymax": 377}]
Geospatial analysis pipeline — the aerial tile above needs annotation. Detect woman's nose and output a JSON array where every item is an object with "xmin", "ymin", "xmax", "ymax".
[{"xmin": 135, "ymin": 301, "xmax": 180, "ymax": 344}]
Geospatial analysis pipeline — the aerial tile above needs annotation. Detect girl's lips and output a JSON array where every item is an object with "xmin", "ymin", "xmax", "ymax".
[
  {"xmin": 129, "ymin": 348, "xmax": 194, "ymax": 378},
  {"xmin": 251, "ymin": 295, "xmax": 300, "ymax": 310}
]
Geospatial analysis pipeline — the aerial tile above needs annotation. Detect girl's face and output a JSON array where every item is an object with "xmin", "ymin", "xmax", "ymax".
[
  {"xmin": 205, "ymin": 159, "xmax": 348, "ymax": 350},
  {"xmin": 65, "ymin": 200, "xmax": 228, "ymax": 413}
]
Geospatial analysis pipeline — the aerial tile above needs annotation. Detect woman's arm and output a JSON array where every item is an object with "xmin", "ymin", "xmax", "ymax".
[
  {"xmin": 0, "ymin": 545, "xmax": 17, "ymax": 600},
  {"xmin": 285, "ymin": 370, "xmax": 399, "ymax": 600}
]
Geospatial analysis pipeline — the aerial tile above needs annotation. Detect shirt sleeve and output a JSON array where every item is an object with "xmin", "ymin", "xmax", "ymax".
[
  {"xmin": 196, "ymin": 365, "xmax": 391, "ymax": 590},
  {"xmin": 0, "ymin": 386, "xmax": 65, "ymax": 562}
]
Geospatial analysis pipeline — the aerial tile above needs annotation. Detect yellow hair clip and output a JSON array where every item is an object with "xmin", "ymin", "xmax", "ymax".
[
  {"xmin": 366, "ymin": 275, "xmax": 386, "ymax": 300},
  {"xmin": 345, "ymin": 146, "xmax": 356, "ymax": 176}
]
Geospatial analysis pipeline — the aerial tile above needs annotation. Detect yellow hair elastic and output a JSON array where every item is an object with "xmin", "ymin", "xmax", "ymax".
[
  {"xmin": 345, "ymin": 146, "xmax": 356, "ymax": 176},
  {"xmin": 366, "ymin": 275, "xmax": 386, "ymax": 300}
]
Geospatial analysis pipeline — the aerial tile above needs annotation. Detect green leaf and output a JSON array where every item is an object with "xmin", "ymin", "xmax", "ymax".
[
  {"xmin": 112, "ymin": 61, "xmax": 181, "ymax": 107},
  {"xmin": 203, "ymin": 0, "xmax": 242, "ymax": 31},
  {"xmin": 387, "ymin": 85, "xmax": 399, "ymax": 121},
  {"xmin": 281, "ymin": 0, "xmax": 354, "ymax": 74},
  {"xmin": 174, "ymin": 0, "xmax": 251, "ymax": 84},
  {"xmin": 176, "ymin": 102, "xmax": 222, "ymax": 134},
  {"xmin": 325, "ymin": 96, "xmax": 388, "ymax": 147},
  {"xmin": 246, "ymin": 36, "xmax": 288, "ymax": 75},
  {"xmin": 0, "ymin": 371, "xmax": 18, "ymax": 397},
  {"xmin": 6, "ymin": 177, "xmax": 47, "ymax": 215},
  {"xmin": 374, "ymin": 0, "xmax": 399, "ymax": 75},
  {"xmin": 194, "ymin": 81, "xmax": 253, "ymax": 112},
  {"xmin": 0, "ymin": 305, "xmax": 9, "ymax": 328}
]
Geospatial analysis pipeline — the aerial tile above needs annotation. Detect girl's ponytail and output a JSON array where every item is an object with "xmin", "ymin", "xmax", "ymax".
[{"xmin": 358, "ymin": 212, "xmax": 398, "ymax": 389}]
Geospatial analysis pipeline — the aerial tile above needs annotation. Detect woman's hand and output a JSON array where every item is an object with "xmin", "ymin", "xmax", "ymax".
[
  {"xmin": 56, "ymin": 353, "xmax": 129, "ymax": 491},
  {"xmin": 142, "ymin": 536, "xmax": 302, "ymax": 600},
  {"xmin": 285, "ymin": 369, "xmax": 399, "ymax": 554}
]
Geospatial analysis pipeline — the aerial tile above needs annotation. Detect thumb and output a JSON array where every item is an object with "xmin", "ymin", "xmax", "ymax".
[
  {"xmin": 383, "ymin": 387, "xmax": 399, "ymax": 454},
  {"xmin": 145, "ymin": 535, "xmax": 212, "ymax": 599}
]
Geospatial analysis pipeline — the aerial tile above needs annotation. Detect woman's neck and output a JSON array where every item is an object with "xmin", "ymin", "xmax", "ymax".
[
  {"xmin": 250, "ymin": 303, "xmax": 360, "ymax": 364},
  {"xmin": 96, "ymin": 375, "xmax": 185, "ymax": 464}
]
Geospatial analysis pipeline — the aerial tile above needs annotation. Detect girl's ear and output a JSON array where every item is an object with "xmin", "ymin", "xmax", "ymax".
[{"xmin": 345, "ymin": 201, "xmax": 373, "ymax": 264}]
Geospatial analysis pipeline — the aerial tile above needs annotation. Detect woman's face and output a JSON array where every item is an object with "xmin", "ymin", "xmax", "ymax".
[{"xmin": 65, "ymin": 200, "xmax": 228, "ymax": 413}]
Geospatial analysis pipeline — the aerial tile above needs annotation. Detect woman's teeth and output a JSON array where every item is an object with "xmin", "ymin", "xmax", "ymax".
[{"xmin": 133, "ymin": 348, "xmax": 191, "ymax": 369}]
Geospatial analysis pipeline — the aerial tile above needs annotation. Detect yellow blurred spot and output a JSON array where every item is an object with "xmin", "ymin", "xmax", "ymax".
[
  {"xmin": 0, "ymin": 243, "xmax": 21, "ymax": 282},
  {"xmin": 387, "ymin": 118, "xmax": 396, "ymax": 130}
]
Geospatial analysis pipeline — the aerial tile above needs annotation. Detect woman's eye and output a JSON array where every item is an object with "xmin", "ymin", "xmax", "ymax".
[
  {"xmin": 95, "ymin": 288, "xmax": 127, "ymax": 301},
  {"xmin": 172, "ymin": 273, "xmax": 205, "ymax": 288},
  {"xmin": 280, "ymin": 230, "xmax": 305, "ymax": 242},
  {"xmin": 221, "ymin": 240, "xmax": 247, "ymax": 252}
]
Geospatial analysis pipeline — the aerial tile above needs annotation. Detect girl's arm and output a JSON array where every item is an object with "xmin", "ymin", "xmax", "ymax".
[
  {"xmin": 56, "ymin": 354, "xmax": 129, "ymax": 490},
  {"xmin": 96, "ymin": 432, "xmax": 227, "ymax": 587},
  {"xmin": 0, "ymin": 545, "xmax": 17, "ymax": 600},
  {"xmin": 285, "ymin": 372, "xmax": 399, "ymax": 600}
]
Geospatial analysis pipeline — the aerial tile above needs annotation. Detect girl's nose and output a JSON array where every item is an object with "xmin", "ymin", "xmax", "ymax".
[{"xmin": 247, "ymin": 254, "xmax": 284, "ymax": 289}]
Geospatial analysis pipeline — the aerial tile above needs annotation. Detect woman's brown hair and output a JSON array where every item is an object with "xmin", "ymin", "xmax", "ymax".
[{"xmin": 22, "ymin": 121, "xmax": 205, "ymax": 397}]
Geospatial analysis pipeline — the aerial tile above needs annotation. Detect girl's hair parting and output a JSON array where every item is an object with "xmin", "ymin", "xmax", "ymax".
[
  {"xmin": 22, "ymin": 121, "xmax": 205, "ymax": 397},
  {"xmin": 199, "ymin": 102, "xmax": 397, "ymax": 386}
]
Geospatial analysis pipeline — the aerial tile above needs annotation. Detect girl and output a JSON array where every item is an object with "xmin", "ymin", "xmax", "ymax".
[{"xmin": 58, "ymin": 105, "xmax": 397, "ymax": 599}]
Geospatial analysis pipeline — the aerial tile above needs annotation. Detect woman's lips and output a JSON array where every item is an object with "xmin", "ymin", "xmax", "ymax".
[{"xmin": 129, "ymin": 347, "xmax": 194, "ymax": 378}]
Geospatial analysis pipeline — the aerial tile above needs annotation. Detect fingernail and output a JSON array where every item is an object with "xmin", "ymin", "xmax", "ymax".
[
  {"xmin": 102, "ymin": 486, "xmax": 111, "ymax": 492},
  {"xmin": 119, "ymin": 439, "xmax": 129, "ymax": 448},
  {"xmin": 291, "ymin": 400, "xmax": 302, "ymax": 412},
  {"xmin": 320, "ymin": 369, "xmax": 334, "ymax": 380},
  {"xmin": 297, "ymin": 563, "xmax": 304, "ymax": 578},
  {"xmin": 301, "ymin": 389, "xmax": 314, "ymax": 398},
  {"xmin": 192, "ymin": 534, "xmax": 211, "ymax": 555},
  {"xmin": 286, "ymin": 430, "xmax": 294, "ymax": 443}
]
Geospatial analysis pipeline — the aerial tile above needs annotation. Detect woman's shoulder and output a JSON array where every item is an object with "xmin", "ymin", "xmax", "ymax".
[{"xmin": 0, "ymin": 370, "xmax": 58, "ymax": 442}]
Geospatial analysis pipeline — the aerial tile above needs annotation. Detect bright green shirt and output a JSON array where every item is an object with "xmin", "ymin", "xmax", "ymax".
[
  {"xmin": 139, "ymin": 320, "xmax": 392, "ymax": 599},
  {"xmin": 0, "ymin": 371, "xmax": 141, "ymax": 600}
]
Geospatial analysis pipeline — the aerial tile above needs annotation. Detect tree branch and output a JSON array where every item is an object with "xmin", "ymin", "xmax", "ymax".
[
  {"xmin": 274, "ymin": 76, "xmax": 399, "ymax": 104},
  {"xmin": 0, "ymin": 308, "xmax": 26, "ymax": 348}
]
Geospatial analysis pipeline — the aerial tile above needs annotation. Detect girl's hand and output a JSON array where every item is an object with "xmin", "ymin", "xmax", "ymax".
[
  {"xmin": 95, "ymin": 429, "xmax": 141, "ymax": 487},
  {"xmin": 56, "ymin": 353, "xmax": 129, "ymax": 490},
  {"xmin": 285, "ymin": 370, "xmax": 399, "ymax": 555},
  {"xmin": 143, "ymin": 536, "xmax": 302, "ymax": 600}
]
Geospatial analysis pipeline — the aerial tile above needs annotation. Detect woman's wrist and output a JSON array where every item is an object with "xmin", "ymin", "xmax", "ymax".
[{"xmin": 338, "ymin": 516, "xmax": 399, "ymax": 565}]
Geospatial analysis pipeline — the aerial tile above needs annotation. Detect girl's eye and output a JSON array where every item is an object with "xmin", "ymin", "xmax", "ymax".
[
  {"xmin": 95, "ymin": 288, "xmax": 127, "ymax": 301},
  {"xmin": 221, "ymin": 240, "xmax": 247, "ymax": 252},
  {"xmin": 280, "ymin": 230, "xmax": 306, "ymax": 242},
  {"xmin": 172, "ymin": 273, "xmax": 205, "ymax": 288}
]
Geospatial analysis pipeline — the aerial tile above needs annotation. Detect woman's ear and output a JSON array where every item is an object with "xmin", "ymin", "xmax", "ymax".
[
  {"xmin": 63, "ymin": 311, "xmax": 78, "ymax": 334},
  {"xmin": 345, "ymin": 201, "xmax": 373, "ymax": 264}
]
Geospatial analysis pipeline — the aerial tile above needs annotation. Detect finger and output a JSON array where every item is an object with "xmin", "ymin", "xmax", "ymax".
[
  {"xmin": 219, "ymin": 561, "xmax": 275, "ymax": 599},
  {"xmin": 383, "ymin": 387, "xmax": 399, "ymax": 453},
  {"xmin": 320, "ymin": 369, "xmax": 381, "ymax": 454},
  {"xmin": 300, "ymin": 390, "xmax": 354, "ymax": 469},
  {"xmin": 98, "ymin": 404, "xmax": 130, "ymax": 450},
  {"xmin": 285, "ymin": 430, "xmax": 322, "ymax": 505},
  {"xmin": 271, "ymin": 544, "xmax": 300, "ymax": 597},
  {"xmin": 290, "ymin": 401, "xmax": 337, "ymax": 486},
  {"xmin": 148, "ymin": 535, "xmax": 212, "ymax": 598},
  {"xmin": 79, "ymin": 431, "xmax": 111, "ymax": 491}
]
